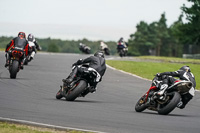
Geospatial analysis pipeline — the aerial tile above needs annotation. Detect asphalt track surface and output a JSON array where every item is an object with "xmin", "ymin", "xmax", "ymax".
[{"xmin": 0, "ymin": 52, "xmax": 200, "ymax": 133}]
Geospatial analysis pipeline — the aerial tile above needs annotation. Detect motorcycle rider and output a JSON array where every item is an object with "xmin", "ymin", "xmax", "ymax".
[
  {"xmin": 117, "ymin": 37, "xmax": 128, "ymax": 53},
  {"xmin": 79, "ymin": 43, "xmax": 91, "ymax": 54},
  {"xmin": 100, "ymin": 41, "xmax": 108, "ymax": 50},
  {"xmin": 100, "ymin": 41, "xmax": 110, "ymax": 55},
  {"xmin": 5, "ymin": 32, "xmax": 29, "ymax": 69},
  {"xmin": 63, "ymin": 51, "xmax": 106, "ymax": 93},
  {"xmin": 27, "ymin": 33, "xmax": 41, "ymax": 60},
  {"xmin": 156, "ymin": 66, "xmax": 196, "ymax": 109}
]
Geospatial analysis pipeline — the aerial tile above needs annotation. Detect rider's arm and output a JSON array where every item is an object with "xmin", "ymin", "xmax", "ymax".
[
  {"xmin": 160, "ymin": 71, "xmax": 180, "ymax": 77},
  {"xmin": 5, "ymin": 40, "xmax": 14, "ymax": 52}
]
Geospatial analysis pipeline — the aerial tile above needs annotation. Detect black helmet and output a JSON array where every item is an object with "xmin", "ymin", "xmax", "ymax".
[
  {"xmin": 28, "ymin": 34, "xmax": 35, "ymax": 41},
  {"xmin": 179, "ymin": 66, "xmax": 191, "ymax": 72},
  {"xmin": 18, "ymin": 32, "xmax": 26, "ymax": 38},
  {"xmin": 94, "ymin": 51, "xmax": 104, "ymax": 58}
]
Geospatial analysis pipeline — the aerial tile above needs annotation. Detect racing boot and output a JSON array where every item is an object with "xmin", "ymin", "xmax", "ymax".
[
  {"xmin": 4, "ymin": 60, "xmax": 9, "ymax": 67},
  {"xmin": 5, "ymin": 53, "xmax": 9, "ymax": 67},
  {"xmin": 20, "ymin": 62, "xmax": 24, "ymax": 69},
  {"xmin": 157, "ymin": 84, "xmax": 168, "ymax": 96},
  {"xmin": 177, "ymin": 93, "xmax": 193, "ymax": 109},
  {"xmin": 88, "ymin": 86, "xmax": 96, "ymax": 93}
]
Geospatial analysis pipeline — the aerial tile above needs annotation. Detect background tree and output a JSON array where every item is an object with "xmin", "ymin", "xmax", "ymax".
[{"xmin": 179, "ymin": 0, "xmax": 200, "ymax": 45}]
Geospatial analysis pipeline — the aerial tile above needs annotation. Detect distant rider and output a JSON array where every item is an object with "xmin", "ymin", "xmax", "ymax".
[
  {"xmin": 117, "ymin": 37, "xmax": 128, "ymax": 53},
  {"xmin": 5, "ymin": 32, "xmax": 29, "ymax": 69},
  {"xmin": 100, "ymin": 41, "xmax": 108, "ymax": 51},
  {"xmin": 63, "ymin": 51, "xmax": 106, "ymax": 93},
  {"xmin": 156, "ymin": 66, "xmax": 196, "ymax": 109},
  {"xmin": 27, "ymin": 33, "xmax": 41, "ymax": 60},
  {"xmin": 79, "ymin": 43, "xmax": 91, "ymax": 54}
]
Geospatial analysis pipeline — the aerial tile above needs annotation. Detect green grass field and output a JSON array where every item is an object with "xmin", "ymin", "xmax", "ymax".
[
  {"xmin": 106, "ymin": 59, "xmax": 199, "ymax": 90},
  {"xmin": 0, "ymin": 122, "xmax": 91, "ymax": 133}
]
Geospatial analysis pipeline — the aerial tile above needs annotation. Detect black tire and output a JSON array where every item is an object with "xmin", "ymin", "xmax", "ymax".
[
  {"xmin": 56, "ymin": 88, "xmax": 63, "ymax": 99},
  {"xmin": 119, "ymin": 49, "xmax": 124, "ymax": 57},
  {"xmin": 10, "ymin": 60, "xmax": 19, "ymax": 79},
  {"xmin": 65, "ymin": 80, "xmax": 87, "ymax": 101},
  {"xmin": 135, "ymin": 95, "xmax": 148, "ymax": 112},
  {"xmin": 157, "ymin": 92, "xmax": 181, "ymax": 115}
]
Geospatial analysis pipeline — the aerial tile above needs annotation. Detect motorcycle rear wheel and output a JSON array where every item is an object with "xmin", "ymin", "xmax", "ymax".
[
  {"xmin": 65, "ymin": 80, "xmax": 87, "ymax": 101},
  {"xmin": 157, "ymin": 91, "xmax": 181, "ymax": 115},
  {"xmin": 10, "ymin": 60, "xmax": 19, "ymax": 79}
]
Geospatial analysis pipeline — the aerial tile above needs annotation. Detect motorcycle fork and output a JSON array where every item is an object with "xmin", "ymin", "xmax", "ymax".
[{"xmin": 145, "ymin": 86, "xmax": 157, "ymax": 102}]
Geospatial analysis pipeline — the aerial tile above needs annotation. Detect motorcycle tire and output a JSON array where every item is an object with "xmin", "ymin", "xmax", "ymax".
[
  {"xmin": 119, "ymin": 49, "xmax": 124, "ymax": 57},
  {"xmin": 56, "ymin": 88, "xmax": 63, "ymax": 99},
  {"xmin": 10, "ymin": 60, "xmax": 19, "ymax": 79},
  {"xmin": 157, "ymin": 91, "xmax": 181, "ymax": 115},
  {"xmin": 65, "ymin": 80, "xmax": 87, "ymax": 101},
  {"xmin": 135, "ymin": 95, "xmax": 148, "ymax": 112}
]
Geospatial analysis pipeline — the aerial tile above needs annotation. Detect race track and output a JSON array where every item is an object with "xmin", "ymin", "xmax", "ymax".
[{"xmin": 0, "ymin": 52, "xmax": 200, "ymax": 133}]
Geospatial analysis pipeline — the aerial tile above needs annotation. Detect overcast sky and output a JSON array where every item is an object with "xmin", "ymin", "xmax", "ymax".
[{"xmin": 0, "ymin": 0, "xmax": 191, "ymax": 41}]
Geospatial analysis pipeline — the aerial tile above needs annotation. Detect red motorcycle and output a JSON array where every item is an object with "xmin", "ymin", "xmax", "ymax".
[
  {"xmin": 135, "ymin": 76, "xmax": 193, "ymax": 115},
  {"xmin": 8, "ymin": 48, "xmax": 24, "ymax": 79}
]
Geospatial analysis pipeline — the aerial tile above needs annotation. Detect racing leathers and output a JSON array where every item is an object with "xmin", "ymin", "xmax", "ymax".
[
  {"xmin": 63, "ymin": 55, "xmax": 106, "ymax": 92},
  {"xmin": 5, "ymin": 37, "xmax": 29, "ymax": 69},
  {"xmin": 157, "ymin": 70, "xmax": 196, "ymax": 109}
]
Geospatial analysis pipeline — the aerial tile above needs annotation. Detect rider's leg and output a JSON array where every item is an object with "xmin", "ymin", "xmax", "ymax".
[
  {"xmin": 20, "ymin": 54, "xmax": 26, "ymax": 69},
  {"xmin": 63, "ymin": 66, "xmax": 78, "ymax": 83},
  {"xmin": 157, "ymin": 76, "xmax": 169, "ymax": 95},
  {"xmin": 177, "ymin": 93, "xmax": 193, "ymax": 109},
  {"xmin": 5, "ymin": 52, "xmax": 10, "ymax": 67}
]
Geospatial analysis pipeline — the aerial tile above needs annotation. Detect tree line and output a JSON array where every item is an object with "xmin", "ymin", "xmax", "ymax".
[
  {"xmin": 0, "ymin": 37, "xmax": 117, "ymax": 55},
  {"xmin": 128, "ymin": 0, "xmax": 200, "ymax": 57}
]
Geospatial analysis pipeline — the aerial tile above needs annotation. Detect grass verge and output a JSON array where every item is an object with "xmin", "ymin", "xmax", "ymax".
[
  {"xmin": 136, "ymin": 56, "xmax": 200, "ymax": 64},
  {"xmin": 0, "ymin": 122, "xmax": 92, "ymax": 133},
  {"xmin": 106, "ymin": 60, "xmax": 199, "ymax": 90}
]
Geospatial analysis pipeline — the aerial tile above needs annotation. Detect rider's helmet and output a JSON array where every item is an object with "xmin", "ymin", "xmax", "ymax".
[
  {"xmin": 27, "ymin": 34, "xmax": 35, "ymax": 42},
  {"xmin": 119, "ymin": 37, "xmax": 124, "ymax": 42},
  {"xmin": 179, "ymin": 66, "xmax": 191, "ymax": 72},
  {"xmin": 94, "ymin": 51, "xmax": 104, "ymax": 58},
  {"xmin": 18, "ymin": 32, "xmax": 26, "ymax": 38}
]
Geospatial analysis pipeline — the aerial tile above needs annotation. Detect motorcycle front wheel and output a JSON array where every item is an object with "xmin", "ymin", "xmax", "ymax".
[
  {"xmin": 135, "ymin": 94, "xmax": 148, "ymax": 112},
  {"xmin": 157, "ymin": 91, "xmax": 181, "ymax": 115},
  {"xmin": 56, "ymin": 88, "xmax": 63, "ymax": 99}
]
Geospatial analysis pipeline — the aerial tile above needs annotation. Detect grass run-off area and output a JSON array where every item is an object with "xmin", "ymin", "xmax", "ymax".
[
  {"xmin": 0, "ymin": 122, "xmax": 91, "ymax": 133},
  {"xmin": 106, "ymin": 56, "xmax": 200, "ymax": 90}
]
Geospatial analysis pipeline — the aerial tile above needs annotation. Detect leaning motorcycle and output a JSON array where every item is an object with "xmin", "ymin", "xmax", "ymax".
[
  {"xmin": 79, "ymin": 46, "xmax": 91, "ymax": 54},
  {"xmin": 135, "ymin": 76, "xmax": 193, "ymax": 115},
  {"xmin": 8, "ymin": 48, "xmax": 24, "ymax": 79},
  {"xmin": 117, "ymin": 43, "xmax": 127, "ymax": 57},
  {"xmin": 56, "ymin": 65, "xmax": 98, "ymax": 101}
]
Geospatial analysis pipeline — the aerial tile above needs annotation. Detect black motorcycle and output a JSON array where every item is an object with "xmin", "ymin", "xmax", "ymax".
[
  {"xmin": 56, "ymin": 65, "xmax": 98, "ymax": 101},
  {"xmin": 135, "ymin": 76, "xmax": 193, "ymax": 115},
  {"xmin": 79, "ymin": 45, "xmax": 91, "ymax": 54},
  {"xmin": 8, "ymin": 48, "xmax": 24, "ymax": 79}
]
